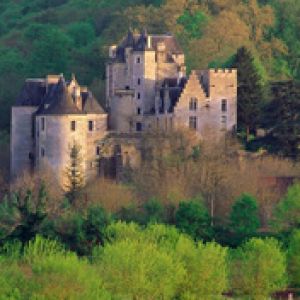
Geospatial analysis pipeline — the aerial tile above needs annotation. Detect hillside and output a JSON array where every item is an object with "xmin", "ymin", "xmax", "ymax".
[{"xmin": 0, "ymin": 0, "xmax": 299, "ymax": 130}]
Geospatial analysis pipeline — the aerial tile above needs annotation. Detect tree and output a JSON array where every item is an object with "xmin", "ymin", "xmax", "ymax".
[
  {"xmin": 67, "ymin": 22, "xmax": 95, "ymax": 47},
  {"xmin": 231, "ymin": 238, "xmax": 287, "ymax": 299},
  {"xmin": 0, "ymin": 183, "xmax": 48, "ymax": 244},
  {"xmin": 175, "ymin": 199, "xmax": 213, "ymax": 240},
  {"xmin": 94, "ymin": 239, "xmax": 185, "ymax": 299},
  {"xmin": 65, "ymin": 143, "xmax": 84, "ymax": 204},
  {"xmin": 233, "ymin": 47, "xmax": 266, "ymax": 140},
  {"xmin": 28, "ymin": 25, "xmax": 72, "ymax": 76},
  {"xmin": 229, "ymin": 193, "xmax": 260, "ymax": 237},
  {"xmin": 142, "ymin": 197, "xmax": 164, "ymax": 224},
  {"xmin": 272, "ymin": 184, "xmax": 300, "ymax": 232},
  {"xmin": 176, "ymin": 236, "xmax": 228, "ymax": 299},
  {"xmin": 287, "ymin": 230, "xmax": 300, "ymax": 288},
  {"xmin": 263, "ymin": 80, "xmax": 300, "ymax": 159}
]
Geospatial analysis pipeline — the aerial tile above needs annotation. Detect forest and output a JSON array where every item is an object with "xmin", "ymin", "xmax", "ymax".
[{"xmin": 1, "ymin": 0, "xmax": 300, "ymax": 299}]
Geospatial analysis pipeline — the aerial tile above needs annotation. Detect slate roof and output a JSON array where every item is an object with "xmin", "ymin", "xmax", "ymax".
[
  {"xmin": 16, "ymin": 75, "xmax": 106, "ymax": 116},
  {"xmin": 113, "ymin": 30, "xmax": 183, "ymax": 62},
  {"xmin": 16, "ymin": 79, "xmax": 46, "ymax": 106},
  {"xmin": 160, "ymin": 77, "xmax": 187, "ymax": 113}
]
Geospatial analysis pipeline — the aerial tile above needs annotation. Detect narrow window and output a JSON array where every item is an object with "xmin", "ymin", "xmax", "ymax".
[
  {"xmin": 96, "ymin": 146, "xmax": 100, "ymax": 156},
  {"xmin": 137, "ymin": 78, "xmax": 141, "ymax": 85},
  {"xmin": 189, "ymin": 116, "xmax": 197, "ymax": 130},
  {"xmin": 71, "ymin": 121, "xmax": 76, "ymax": 131},
  {"xmin": 189, "ymin": 98, "xmax": 197, "ymax": 111},
  {"xmin": 137, "ymin": 92, "xmax": 141, "ymax": 100},
  {"xmin": 41, "ymin": 147, "xmax": 45, "ymax": 157},
  {"xmin": 137, "ymin": 107, "xmax": 141, "ymax": 115},
  {"xmin": 136, "ymin": 57, "xmax": 140, "ymax": 63},
  {"xmin": 88, "ymin": 120, "xmax": 93, "ymax": 131},
  {"xmin": 136, "ymin": 122, "xmax": 142, "ymax": 132},
  {"xmin": 41, "ymin": 117, "xmax": 45, "ymax": 131},
  {"xmin": 221, "ymin": 99, "xmax": 227, "ymax": 112}
]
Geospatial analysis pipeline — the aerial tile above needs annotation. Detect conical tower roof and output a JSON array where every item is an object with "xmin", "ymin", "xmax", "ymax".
[{"xmin": 38, "ymin": 76, "xmax": 81, "ymax": 115}]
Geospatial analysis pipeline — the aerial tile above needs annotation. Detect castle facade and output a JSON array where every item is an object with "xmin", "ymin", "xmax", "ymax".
[{"xmin": 11, "ymin": 30, "xmax": 237, "ymax": 187}]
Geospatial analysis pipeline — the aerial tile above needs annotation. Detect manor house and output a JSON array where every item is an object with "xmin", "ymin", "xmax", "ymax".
[{"xmin": 11, "ymin": 30, "xmax": 237, "ymax": 187}]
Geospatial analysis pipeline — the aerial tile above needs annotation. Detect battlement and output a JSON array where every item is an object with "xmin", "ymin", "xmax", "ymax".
[{"xmin": 209, "ymin": 68, "xmax": 237, "ymax": 74}]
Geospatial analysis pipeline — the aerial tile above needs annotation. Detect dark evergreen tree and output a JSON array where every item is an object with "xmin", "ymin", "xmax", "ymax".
[
  {"xmin": 233, "ymin": 47, "xmax": 265, "ymax": 140},
  {"xmin": 65, "ymin": 143, "xmax": 84, "ymax": 204},
  {"xmin": 230, "ymin": 193, "xmax": 260, "ymax": 237},
  {"xmin": 175, "ymin": 199, "xmax": 213, "ymax": 241},
  {"xmin": 263, "ymin": 80, "xmax": 300, "ymax": 159}
]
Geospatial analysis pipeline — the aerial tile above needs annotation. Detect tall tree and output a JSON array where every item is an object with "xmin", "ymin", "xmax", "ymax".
[
  {"xmin": 65, "ymin": 143, "xmax": 84, "ymax": 204},
  {"xmin": 263, "ymin": 80, "xmax": 300, "ymax": 159},
  {"xmin": 233, "ymin": 46, "xmax": 265, "ymax": 140},
  {"xmin": 230, "ymin": 193, "xmax": 260, "ymax": 238}
]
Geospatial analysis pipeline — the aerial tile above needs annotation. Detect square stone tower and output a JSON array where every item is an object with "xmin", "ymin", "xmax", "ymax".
[{"xmin": 106, "ymin": 29, "xmax": 186, "ymax": 132}]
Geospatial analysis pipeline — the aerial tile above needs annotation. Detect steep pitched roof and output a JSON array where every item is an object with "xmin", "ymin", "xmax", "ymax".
[
  {"xmin": 82, "ymin": 92, "xmax": 105, "ymax": 114},
  {"xmin": 38, "ymin": 77, "xmax": 81, "ymax": 115},
  {"xmin": 16, "ymin": 79, "xmax": 46, "ymax": 106}
]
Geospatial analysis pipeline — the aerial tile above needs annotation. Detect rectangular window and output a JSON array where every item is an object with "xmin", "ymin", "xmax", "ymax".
[
  {"xmin": 136, "ymin": 122, "xmax": 142, "ymax": 132},
  {"xmin": 189, "ymin": 98, "xmax": 197, "ymax": 111},
  {"xmin": 71, "ymin": 121, "xmax": 76, "ymax": 131},
  {"xmin": 221, "ymin": 99, "xmax": 227, "ymax": 112},
  {"xmin": 41, "ymin": 117, "xmax": 45, "ymax": 131},
  {"xmin": 138, "ymin": 78, "xmax": 141, "ymax": 85},
  {"xmin": 137, "ymin": 92, "xmax": 141, "ymax": 100},
  {"xmin": 88, "ymin": 120, "xmax": 93, "ymax": 131},
  {"xmin": 96, "ymin": 146, "xmax": 100, "ymax": 156},
  {"xmin": 137, "ymin": 108, "xmax": 141, "ymax": 115},
  {"xmin": 189, "ymin": 116, "xmax": 197, "ymax": 130},
  {"xmin": 41, "ymin": 147, "xmax": 45, "ymax": 157}
]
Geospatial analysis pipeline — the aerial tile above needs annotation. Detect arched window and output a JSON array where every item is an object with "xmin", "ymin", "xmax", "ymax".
[
  {"xmin": 189, "ymin": 98, "xmax": 197, "ymax": 111},
  {"xmin": 221, "ymin": 99, "xmax": 227, "ymax": 112}
]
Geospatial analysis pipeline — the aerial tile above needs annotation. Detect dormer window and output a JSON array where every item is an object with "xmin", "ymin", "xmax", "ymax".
[
  {"xmin": 189, "ymin": 98, "xmax": 197, "ymax": 111},
  {"xmin": 221, "ymin": 99, "xmax": 227, "ymax": 112}
]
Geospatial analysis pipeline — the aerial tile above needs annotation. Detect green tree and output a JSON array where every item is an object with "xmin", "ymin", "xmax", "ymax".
[
  {"xmin": 175, "ymin": 199, "xmax": 213, "ymax": 240},
  {"xmin": 176, "ymin": 236, "xmax": 228, "ymax": 299},
  {"xmin": 0, "ymin": 183, "xmax": 48, "ymax": 244},
  {"xmin": 29, "ymin": 26, "xmax": 72, "ymax": 76},
  {"xmin": 67, "ymin": 22, "xmax": 96, "ymax": 48},
  {"xmin": 231, "ymin": 238, "xmax": 287, "ymax": 299},
  {"xmin": 233, "ymin": 47, "xmax": 266, "ymax": 140},
  {"xmin": 65, "ymin": 143, "xmax": 84, "ymax": 204},
  {"xmin": 230, "ymin": 193, "xmax": 260, "ymax": 237},
  {"xmin": 272, "ymin": 184, "xmax": 300, "ymax": 232},
  {"xmin": 263, "ymin": 80, "xmax": 300, "ymax": 159},
  {"xmin": 287, "ymin": 230, "xmax": 300, "ymax": 288},
  {"xmin": 94, "ymin": 238, "xmax": 185, "ymax": 299},
  {"xmin": 142, "ymin": 197, "xmax": 164, "ymax": 224}
]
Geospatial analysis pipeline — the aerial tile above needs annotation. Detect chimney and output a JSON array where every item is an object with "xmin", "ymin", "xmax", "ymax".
[{"xmin": 147, "ymin": 35, "xmax": 152, "ymax": 49}]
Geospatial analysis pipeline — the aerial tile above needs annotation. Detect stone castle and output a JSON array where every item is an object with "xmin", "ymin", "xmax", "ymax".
[{"xmin": 11, "ymin": 30, "xmax": 237, "ymax": 187}]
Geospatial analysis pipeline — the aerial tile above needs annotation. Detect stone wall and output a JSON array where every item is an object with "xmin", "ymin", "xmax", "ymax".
[{"xmin": 11, "ymin": 106, "xmax": 37, "ymax": 180}]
